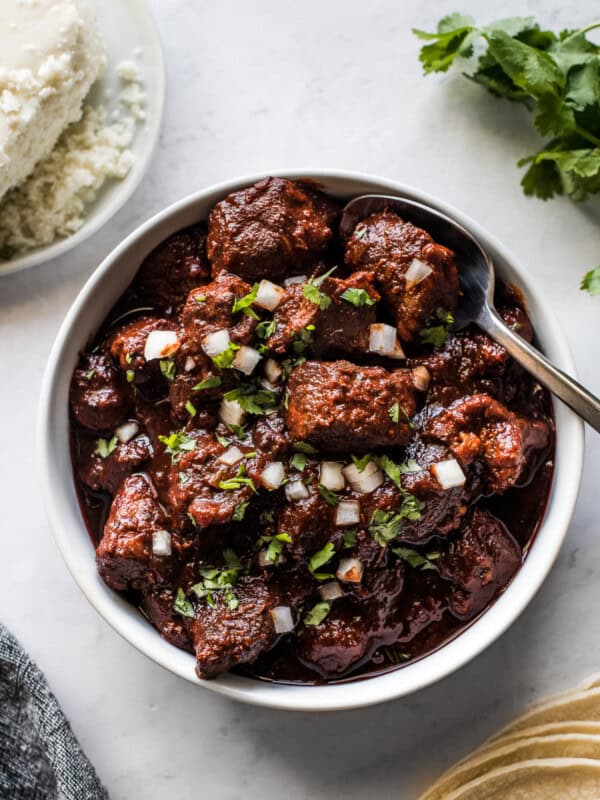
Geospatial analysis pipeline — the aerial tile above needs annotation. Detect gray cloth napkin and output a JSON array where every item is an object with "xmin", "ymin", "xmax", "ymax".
[{"xmin": 0, "ymin": 623, "xmax": 109, "ymax": 800}]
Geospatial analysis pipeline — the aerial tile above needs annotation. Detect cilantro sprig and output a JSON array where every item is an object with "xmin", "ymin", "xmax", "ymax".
[
  {"xmin": 414, "ymin": 15, "xmax": 600, "ymax": 293},
  {"xmin": 302, "ymin": 267, "xmax": 337, "ymax": 310}
]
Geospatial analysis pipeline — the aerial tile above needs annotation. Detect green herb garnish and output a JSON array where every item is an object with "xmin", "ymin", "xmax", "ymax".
[
  {"xmin": 160, "ymin": 359, "xmax": 176, "ymax": 381},
  {"xmin": 211, "ymin": 342, "xmax": 240, "ymax": 369},
  {"xmin": 95, "ymin": 436, "xmax": 118, "ymax": 459},
  {"xmin": 223, "ymin": 382, "xmax": 279, "ymax": 415},
  {"xmin": 218, "ymin": 463, "xmax": 257, "ymax": 493},
  {"xmin": 85, "ymin": 369, "xmax": 95, "ymax": 381},
  {"xmin": 290, "ymin": 452, "xmax": 307, "ymax": 471},
  {"xmin": 191, "ymin": 552, "xmax": 242, "ymax": 610},
  {"xmin": 389, "ymin": 403, "xmax": 400, "ymax": 423},
  {"xmin": 292, "ymin": 324, "xmax": 315, "ymax": 354},
  {"xmin": 232, "ymin": 284, "xmax": 259, "ymax": 318},
  {"xmin": 304, "ymin": 601, "xmax": 331, "ymax": 627},
  {"xmin": 340, "ymin": 287, "xmax": 376, "ymax": 307},
  {"xmin": 343, "ymin": 529, "xmax": 358, "ymax": 549},
  {"xmin": 126, "ymin": 369, "xmax": 135, "ymax": 383},
  {"xmin": 419, "ymin": 307, "xmax": 454, "ymax": 347},
  {"xmin": 192, "ymin": 375, "xmax": 222, "ymax": 392},
  {"xmin": 308, "ymin": 541, "xmax": 336, "ymax": 580},
  {"xmin": 173, "ymin": 587, "xmax": 195, "ymax": 618},
  {"xmin": 185, "ymin": 399, "xmax": 197, "ymax": 417},
  {"xmin": 232, "ymin": 500, "xmax": 249, "ymax": 521},
  {"xmin": 293, "ymin": 441, "xmax": 318, "ymax": 455},
  {"xmin": 256, "ymin": 318, "xmax": 277, "ymax": 340},
  {"xmin": 318, "ymin": 484, "xmax": 339, "ymax": 506},
  {"xmin": 158, "ymin": 431, "xmax": 196, "ymax": 462},
  {"xmin": 392, "ymin": 546, "xmax": 441, "ymax": 571}
]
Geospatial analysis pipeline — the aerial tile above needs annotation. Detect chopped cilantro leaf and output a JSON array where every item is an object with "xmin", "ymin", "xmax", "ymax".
[
  {"xmin": 318, "ymin": 484, "xmax": 339, "ymax": 506},
  {"xmin": 256, "ymin": 318, "xmax": 277, "ymax": 340},
  {"xmin": 351, "ymin": 454, "xmax": 372, "ymax": 472},
  {"xmin": 368, "ymin": 510, "xmax": 404, "ymax": 547},
  {"xmin": 291, "ymin": 452, "xmax": 307, "ymax": 472},
  {"xmin": 194, "ymin": 294, "xmax": 207, "ymax": 303},
  {"xmin": 389, "ymin": 403, "xmax": 400, "ymax": 423},
  {"xmin": 293, "ymin": 441, "xmax": 318, "ymax": 455},
  {"xmin": 185, "ymin": 399, "xmax": 197, "ymax": 417},
  {"xmin": 85, "ymin": 369, "xmax": 95, "ymax": 381},
  {"xmin": 95, "ymin": 436, "xmax": 118, "ymax": 459},
  {"xmin": 581, "ymin": 266, "xmax": 600, "ymax": 296},
  {"xmin": 160, "ymin": 359, "xmax": 176, "ymax": 381},
  {"xmin": 232, "ymin": 284, "xmax": 259, "ymax": 318},
  {"xmin": 211, "ymin": 341, "xmax": 240, "ymax": 369},
  {"xmin": 419, "ymin": 307, "xmax": 454, "ymax": 347},
  {"xmin": 124, "ymin": 352, "xmax": 133, "ymax": 365},
  {"xmin": 232, "ymin": 500, "xmax": 249, "ymax": 521},
  {"xmin": 304, "ymin": 601, "xmax": 331, "ymax": 627},
  {"xmin": 223, "ymin": 382, "xmax": 279, "ymax": 415},
  {"xmin": 308, "ymin": 542, "xmax": 336, "ymax": 580},
  {"xmin": 343, "ymin": 529, "xmax": 358, "ymax": 549},
  {"xmin": 126, "ymin": 369, "xmax": 135, "ymax": 383},
  {"xmin": 392, "ymin": 546, "xmax": 441, "ymax": 571},
  {"xmin": 158, "ymin": 431, "xmax": 196, "ymax": 462},
  {"xmin": 191, "ymin": 554, "xmax": 242, "ymax": 609},
  {"xmin": 341, "ymin": 287, "xmax": 376, "ymax": 307},
  {"xmin": 218, "ymin": 463, "xmax": 257, "ymax": 493},
  {"xmin": 216, "ymin": 434, "xmax": 232, "ymax": 447},
  {"xmin": 193, "ymin": 375, "xmax": 221, "ymax": 391},
  {"xmin": 372, "ymin": 454, "xmax": 421, "ymax": 488},
  {"xmin": 302, "ymin": 282, "xmax": 332, "ymax": 310},
  {"xmin": 173, "ymin": 587, "xmax": 195, "ymax": 618},
  {"xmin": 292, "ymin": 324, "xmax": 315, "ymax": 354}
]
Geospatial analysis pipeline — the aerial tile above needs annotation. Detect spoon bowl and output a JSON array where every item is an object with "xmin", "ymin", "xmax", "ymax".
[{"xmin": 341, "ymin": 193, "xmax": 600, "ymax": 431}]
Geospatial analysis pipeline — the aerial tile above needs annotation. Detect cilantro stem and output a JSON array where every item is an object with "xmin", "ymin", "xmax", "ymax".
[
  {"xmin": 573, "ymin": 124, "xmax": 600, "ymax": 149},
  {"xmin": 579, "ymin": 22, "xmax": 600, "ymax": 36}
]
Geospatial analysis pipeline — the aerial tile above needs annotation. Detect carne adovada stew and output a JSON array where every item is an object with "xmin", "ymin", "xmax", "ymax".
[{"xmin": 70, "ymin": 177, "xmax": 554, "ymax": 683}]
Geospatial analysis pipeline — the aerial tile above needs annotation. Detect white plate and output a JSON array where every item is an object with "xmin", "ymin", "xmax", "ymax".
[{"xmin": 0, "ymin": 0, "xmax": 165, "ymax": 277}]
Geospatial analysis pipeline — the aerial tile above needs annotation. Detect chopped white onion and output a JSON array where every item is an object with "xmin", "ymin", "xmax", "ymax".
[
  {"xmin": 270, "ymin": 606, "xmax": 294, "ymax": 634},
  {"xmin": 319, "ymin": 461, "xmax": 345, "ymax": 491},
  {"xmin": 152, "ymin": 529, "xmax": 172, "ymax": 557},
  {"xmin": 261, "ymin": 462, "xmax": 285, "ymax": 490},
  {"xmin": 431, "ymin": 458, "xmax": 466, "ymax": 489},
  {"xmin": 285, "ymin": 480, "xmax": 310, "ymax": 502},
  {"xmin": 284, "ymin": 274, "xmax": 307, "ymax": 287},
  {"xmin": 405, "ymin": 258, "xmax": 433, "ymax": 289},
  {"xmin": 144, "ymin": 330, "xmax": 180, "ymax": 361},
  {"xmin": 219, "ymin": 398, "xmax": 246, "ymax": 427},
  {"xmin": 115, "ymin": 421, "xmax": 139, "ymax": 444},
  {"xmin": 411, "ymin": 365, "xmax": 431, "ymax": 392},
  {"xmin": 254, "ymin": 279, "xmax": 285, "ymax": 311},
  {"xmin": 218, "ymin": 446, "xmax": 244, "ymax": 466},
  {"xmin": 335, "ymin": 499, "xmax": 361, "ymax": 527},
  {"xmin": 336, "ymin": 557, "xmax": 364, "ymax": 584},
  {"xmin": 368, "ymin": 323, "xmax": 404, "ymax": 359},
  {"xmin": 184, "ymin": 356, "xmax": 196, "ymax": 372},
  {"xmin": 232, "ymin": 345, "xmax": 262, "ymax": 375},
  {"xmin": 342, "ymin": 461, "xmax": 384, "ymax": 494},
  {"xmin": 390, "ymin": 341, "xmax": 406, "ymax": 360},
  {"xmin": 201, "ymin": 328, "xmax": 231, "ymax": 357},
  {"xmin": 319, "ymin": 581, "xmax": 344, "ymax": 601},
  {"xmin": 264, "ymin": 358, "xmax": 282, "ymax": 384}
]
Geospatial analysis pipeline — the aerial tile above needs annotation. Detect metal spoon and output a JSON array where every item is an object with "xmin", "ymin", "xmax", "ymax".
[{"xmin": 340, "ymin": 194, "xmax": 600, "ymax": 432}]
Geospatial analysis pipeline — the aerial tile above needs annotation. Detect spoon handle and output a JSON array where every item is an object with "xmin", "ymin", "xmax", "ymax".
[{"xmin": 481, "ymin": 306, "xmax": 600, "ymax": 432}]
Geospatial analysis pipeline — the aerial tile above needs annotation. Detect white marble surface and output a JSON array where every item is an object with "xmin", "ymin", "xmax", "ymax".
[{"xmin": 1, "ymin": 0, "xmax": 600, "ymax": 796}]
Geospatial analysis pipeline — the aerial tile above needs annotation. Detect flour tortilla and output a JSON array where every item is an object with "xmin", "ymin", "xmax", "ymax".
[
  {"xmin": 419, "ymin": 735, "xmax": 600, "ymax": 800},
  {"xmin": 480, "ymin": 722, "xmax": 600, "ymax": 753},
  {"xmin": 488, "ymin": 688, "xmax": 600, "ymax": 741},
  {"xmin": 442, "ymin": 758, "xmax": 600, "ymax": 800}
]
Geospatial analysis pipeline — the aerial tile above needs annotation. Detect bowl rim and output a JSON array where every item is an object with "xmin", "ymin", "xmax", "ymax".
[{"xmin": 37, "ymin": 169, "xmax": 584, "ymax": 711}]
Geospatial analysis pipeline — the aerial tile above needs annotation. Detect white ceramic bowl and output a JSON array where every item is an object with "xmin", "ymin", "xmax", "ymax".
[{"xmin": 38, "ymin": 170, "xmax": 584, "ymax": 711}]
